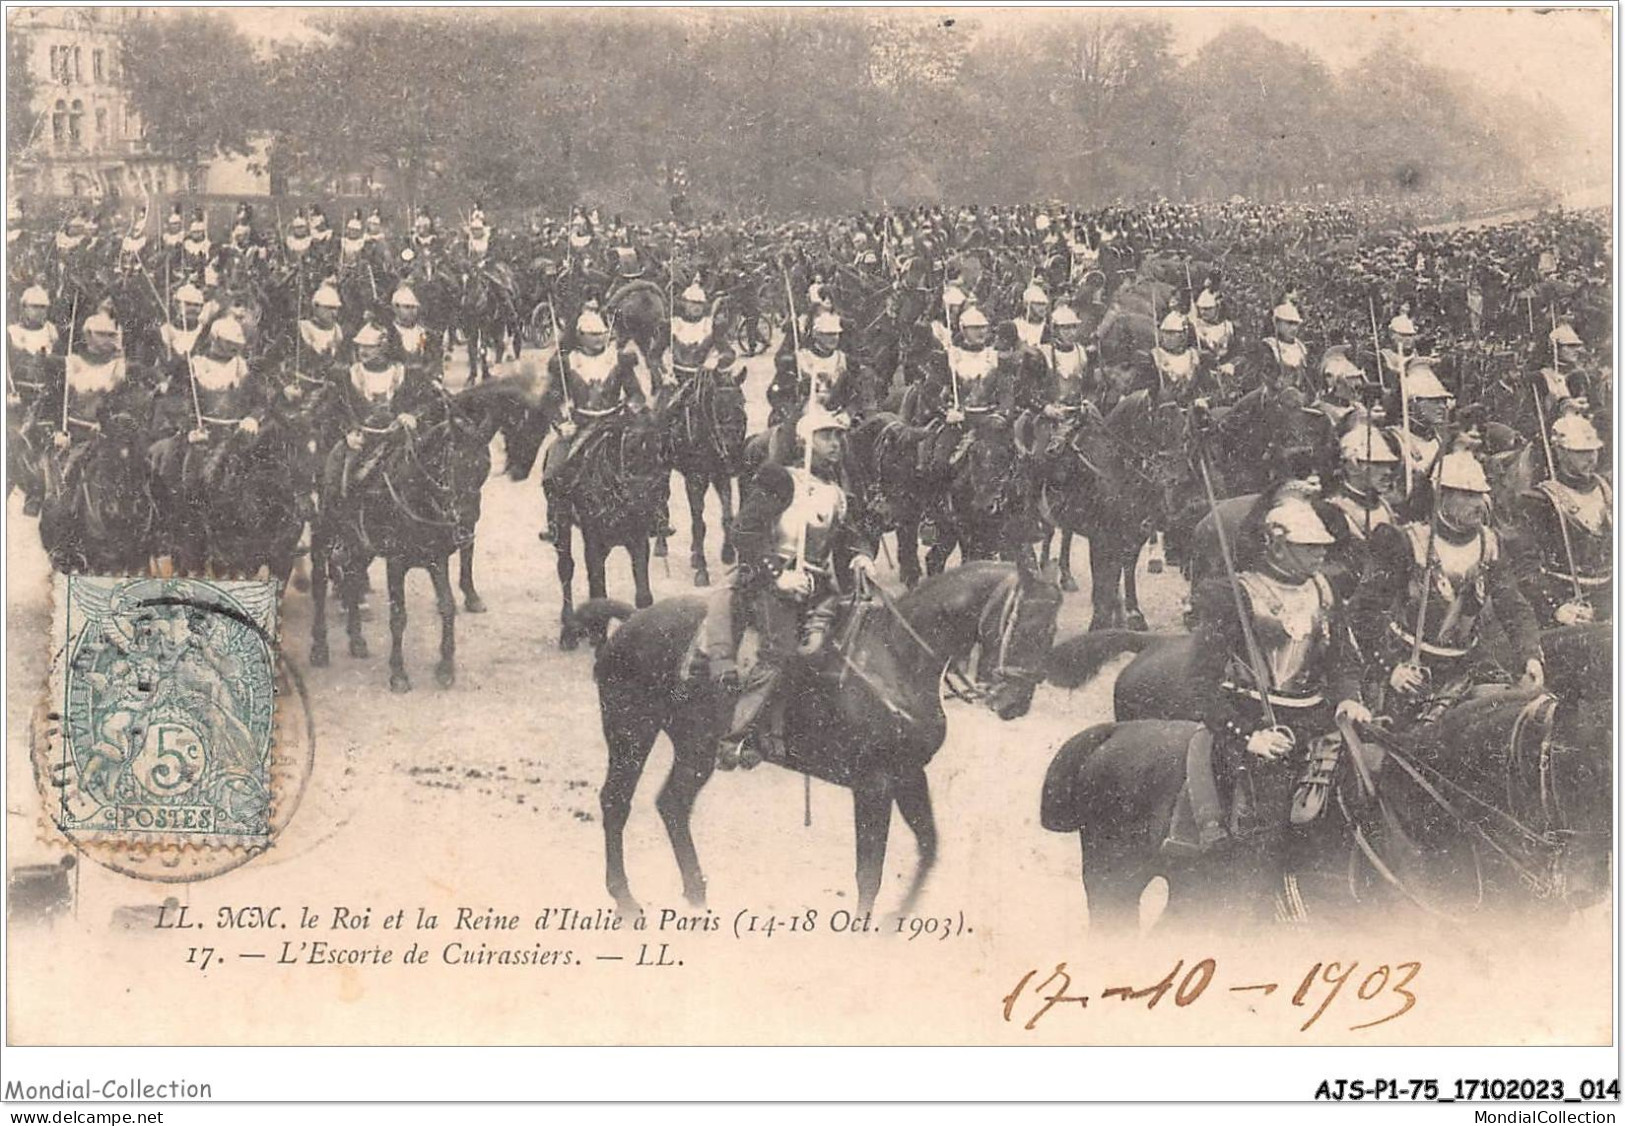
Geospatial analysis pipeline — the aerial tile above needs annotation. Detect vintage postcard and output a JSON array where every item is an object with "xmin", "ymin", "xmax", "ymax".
[{"xmin": 2, "ymin": 2, "xmax": 1616, "ymax": 1104}]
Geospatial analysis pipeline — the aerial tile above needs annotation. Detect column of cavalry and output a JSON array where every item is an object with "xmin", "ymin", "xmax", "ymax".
[{"xmin": 10, "ymin": 197, "xmax": 1612, "ymax": 921}]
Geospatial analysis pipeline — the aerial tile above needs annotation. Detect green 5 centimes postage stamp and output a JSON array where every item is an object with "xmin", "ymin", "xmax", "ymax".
[{"xmin": 39, "ymin": 576, "xmax": 291, "ymax": 873}]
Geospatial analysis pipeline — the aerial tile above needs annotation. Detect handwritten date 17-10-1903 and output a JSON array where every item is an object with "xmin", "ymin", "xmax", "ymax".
[{"xmin": 1001, "ymin": 959, "xmax": 1420, "ymax": 1034}]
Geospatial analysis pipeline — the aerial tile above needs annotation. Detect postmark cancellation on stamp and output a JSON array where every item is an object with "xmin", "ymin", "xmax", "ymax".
[{"xmin": 45, "ymin": 576, "xmax": 279, "ymax": 849}]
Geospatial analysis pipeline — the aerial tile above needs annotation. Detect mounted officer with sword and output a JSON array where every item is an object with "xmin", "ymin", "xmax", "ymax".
[
  {"xmin": 1170, "ymin": 403, "xmax": 1371, "ymax": 925},
  {"xmin": 710, "ymin": 274, "xmax": 879, "ymax": 771}
]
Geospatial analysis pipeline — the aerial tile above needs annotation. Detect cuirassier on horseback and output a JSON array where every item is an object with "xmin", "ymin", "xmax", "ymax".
[
  {"xmin": 37, "ymin": 309, "xmax": 157, "ymax": 574},
  {"xmin": 706, "ymin": 406, "xmax": 878, "ymax": 771},
  {"xmin": 660, "ymin": 277, "xmax": 747, "ymax": 588},
  {"xmin": 531, "ymin": 301, "xmax": 666, "ymax": 648},
  {"xmin": 8, "ymin": 284, "xmax": 62, "ymax": 516}
]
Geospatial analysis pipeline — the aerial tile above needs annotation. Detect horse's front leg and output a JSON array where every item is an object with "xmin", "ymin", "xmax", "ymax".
[
  {"xmin": 458, "ymin": 541, "xmax": 486, "ymax": 612},
  {"xmin": 342, "ymin": 557, "xmax": 369, "ymax": 658},
  {"xmin": 717, "ymin": 472, "xmax": 737, "ymax": 566},
  {"xmin": 387, "ymin": 555, "xmax": 412, "ymax": 693},
  {"xmin": 852, "ymin": 772, "xmax": 895, "ymax": 915},
  {"xmin": 308, "ymin": 529, "xmax": 330, "ymax": 667},
  {"xmin": 555, "ymin": 508, "xmax": 579, "ymax": 651},
  {"xmin": 895, "ymin": 511, "xmax": 922, "ymax": 588},
  {"xmin": 686, "ymin": 472, "xmax": 710, "ymax": 587},
  {"xmin": 1059, "ymin": 530, "xmax": 1079, "ymax": 593},
  {"xmin": 1122, "ymin": 534, "xmax": 1148, "ymax": 631},
  {"xmin": 429, "ymin": 555, "xmax": 457, "ymax": 689},
  {"xmin": 630, "ymin": 534, "xmax": 654, "ymax": 611}
]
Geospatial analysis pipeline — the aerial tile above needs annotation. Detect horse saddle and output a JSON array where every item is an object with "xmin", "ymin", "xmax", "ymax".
[{"xmin": 1162, "ymin": 729, "xmax": 1261, "ymax": 857}]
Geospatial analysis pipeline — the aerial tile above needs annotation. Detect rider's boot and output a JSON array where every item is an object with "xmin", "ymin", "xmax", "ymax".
[{"xmin": 717, "ymin": 662, "xmax": 781, "ymax": 772}]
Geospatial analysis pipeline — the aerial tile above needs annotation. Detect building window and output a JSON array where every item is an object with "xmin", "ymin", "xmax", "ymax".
[
  {"xmin": 95, "ymin": 108, "xmax": 106, "ymax": 144},
  {"xmin": 51, "ymin": 45, "xmax": 72, "ymax": 85},
  {"xmin": 52, "ymin": 100, "xmax": 67, "ymax": 146},
  {"xmin": 69, "ymin": 100, "xmax": 83, "ymax": 148},
  {"xmin": 93, "ymin": 49, "xmax": 104, "ymax": 82},
  {"xmin": 73, "ymin": 46, "xmax": 82, "ymax": 83}
]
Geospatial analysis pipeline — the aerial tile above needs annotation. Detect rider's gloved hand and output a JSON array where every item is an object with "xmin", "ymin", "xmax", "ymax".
[
  {"xmin": 944, "ymin": 408, "xmax": 965, "ymax": 425},
  {"xmin": 1518, "ymin": 658, "xmax": 1545, "ymax": 691},
  {"xmin": 396, "ymin": 412, "xmax": 417, "ymax": 431},
  {"xmin": 52, "ymin": 430, "xmax": 70, "ymax": 451},
  {"xmin": 775, "ymin": 568, "xmax": 813, "ymax": 598},
  {"xmin": 284, "ymin": 384, "xmax": 302, "ymax": 402},
  {"xmin": 1245, "ymin": 728, "xmax": 1294, "ymax": 761},
  {"xmin": 558, "ymin": 420, "xmax": 578, "ymax": 440},
  {"xmin": 1555, "ymin": 600, "xmax": 1594, "ymax": 626},
  {"xmin": 345, "ymin": 430, "xmax": 364, "ymax": 451},
  {"xmin": 6, "ymin": 393, "xmax": 20, "ymax": 408},
  {"xmin": 1218, "ymin": 362, "xmax": 1236, "ymax": 376},
  {"xmin": 1335, "ymin": 699, "xmax": 1373, "ymax": 726},
  {"xmin": 1388, "ymin": 661, "xmax": 1427, "ymax": 696},
  {"xmin": 1042, "ymin": 403, "xmax": 1067, "ymax": 419},
  {"xmin": 237, "ymin": 416, "xmax": 259, "ymax": 436},
  {"xmin": 187, "ymin": 427, "xmax": 209, "ymax": 445},
  {"xmin": 850, "ymin": 554, "xmax": 879, "ymax": 585}
]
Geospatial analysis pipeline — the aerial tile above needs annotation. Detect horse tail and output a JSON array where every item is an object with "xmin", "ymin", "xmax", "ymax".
[
  {"xmin": 1046, "ymin": 629, "xmax": 1157, "ymax": 689},
  {"xmin": 576, "ymin": 599, "xmax": 636, "ymax": 663},
  {"xmin": 1040, "ymin": 723, "xmax": 1118, "ymax": 833}
]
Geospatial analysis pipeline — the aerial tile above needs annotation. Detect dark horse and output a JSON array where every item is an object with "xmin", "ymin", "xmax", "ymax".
[
  {"xmin": 582, "ymin": 560, "xmax": 1064, "ymax": 916},
  {"xmin": 458, "ymin": 261, "xmax": 523, "ymax": 383},
  {"xmin": 40, "ymin": 428, "xmax": 158, "ymax": 574},
  {"xmin": 662, "ymin": 367, "xmax": 747, "ymax": 588},
  {"xmin": 921, "ymin": 417, "xmax": 1032, "ymax": 575},
  {"xmin": 170, "ymin": 428, "xmax": 305, "ymax": 581},
  {"xmin": 1036, "ymin": 390, "xmax": 1189, "ymax": 630},
  {"xmin": 509, "ymin": 408, "xmax": 667, "ymax": 650},
  {"xmin": 1040, "ymin": 680, "xmax": 1611, "ymax": 931},
  {"xmin": 309, "ymin": 378, "xmax": 535, "ymax": 690}
]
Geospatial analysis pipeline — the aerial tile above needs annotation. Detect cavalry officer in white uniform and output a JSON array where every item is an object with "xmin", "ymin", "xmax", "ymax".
[
  {"xmin": 1362, "ymin": 450, "xmax": 1545, "ymax": 729},
  {"xmin": 1512, "ymin": 413, "xmax": 1611, "ymax": 627},
  {"xmin": 538, "ymin": 303, "xmax": 647, "ymax": 540},
  {"xmin": 711, "ymin": 406, "xmax": 879, "ymax": 771}
]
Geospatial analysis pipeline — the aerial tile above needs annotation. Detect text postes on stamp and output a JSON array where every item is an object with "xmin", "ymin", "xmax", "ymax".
[{"xmin": 34, "ymin": 575, "xmax": 305, "ymax": 880}]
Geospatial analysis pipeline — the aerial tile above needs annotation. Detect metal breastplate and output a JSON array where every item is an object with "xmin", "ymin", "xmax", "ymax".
[
  {"xmin": 397, "ymin": 324, "xmax": 430, "ymax": 358},
  {"xmin": 1537, "ymin": 478, "xmax": 1612, "ymax": 583},
  {"xmin": 1014, "ymin": 319, "xmax": 1044, "ymax": 348},
  {"xmin": 183, "ymin": 240, "xmax": 210, "ymax": 262},
  {"xmin": 1400, "ymin": 523, "xmax": 1489, "ymax": 652},
  {"xmin": 797, "ymin": 348, "xmax": 845, "ymax": 405},
  {"xmin": 1153, "ymin": 347, "xmax": 1199, "ymax": 387},
  {"xmin": 1236, "ymin": 570, "xmax": 1329, "ymax": 696},
  {"xmin": 300, "ymin": 320, "xmax": 342, "ymax": 358},
  {"xmin": 950, "ymin": 346, "xmax": 1000, "ymax": 409},
  {"xmin": 1266, "ymin": 337, "xmax": 1307, "ymax": 370},
  {"xmin": 9, "ymin": 323, "xmax": 54, "ymax": 356},
  {"xmin": 570, "ymin": 348, "xmax": 623, "ymax": 413},
  {"xmin": 1193, "ymin": 319, "xmax": 1232, "ymax": 355},
  {"xmin": 1394, "ymin": 429, "xmax": 1439, "ymax": 477},
  {"xmin": 352, "ymin": 361, "xmax": 405, "ymax": 410},
  {"xmin": 1047, "ymin": 345, "xmax": 1086, "ymax": 402},
  {"xmin": 772, "ymin": 467, "xmax": 845, "ymax": 567},
  {"xmin": 65, "ymin": 356, "xmax": 125, "ymax": 424},
  {"xmin": 285, "ymin": 235, "xmax": 312, "ymax": 256},
  {"xmin": 1325, "ymin": 491, "xmax": 1392, "ymax": 541},
  {"xmin": 671, "ymin": 317, "xmax": 713, "ymax": 370},
  {"xmin": 192, "ymin": 355, "xmax": 251, "ymax": 421},
  {"xmin": 161, "ymin": 323, "xmax": 201, "ymax": 360}
]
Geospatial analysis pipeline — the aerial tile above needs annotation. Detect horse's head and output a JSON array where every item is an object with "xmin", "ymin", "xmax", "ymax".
[{"xmin": 976, "ymin": 558, "xmax": 1064, "ymax": 721}]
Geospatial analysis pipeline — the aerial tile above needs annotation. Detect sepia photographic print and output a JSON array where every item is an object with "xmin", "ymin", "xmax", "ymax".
[{"xmin": 1, "ymin": 2, "xmax": 1617, "ymax": 1109}]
